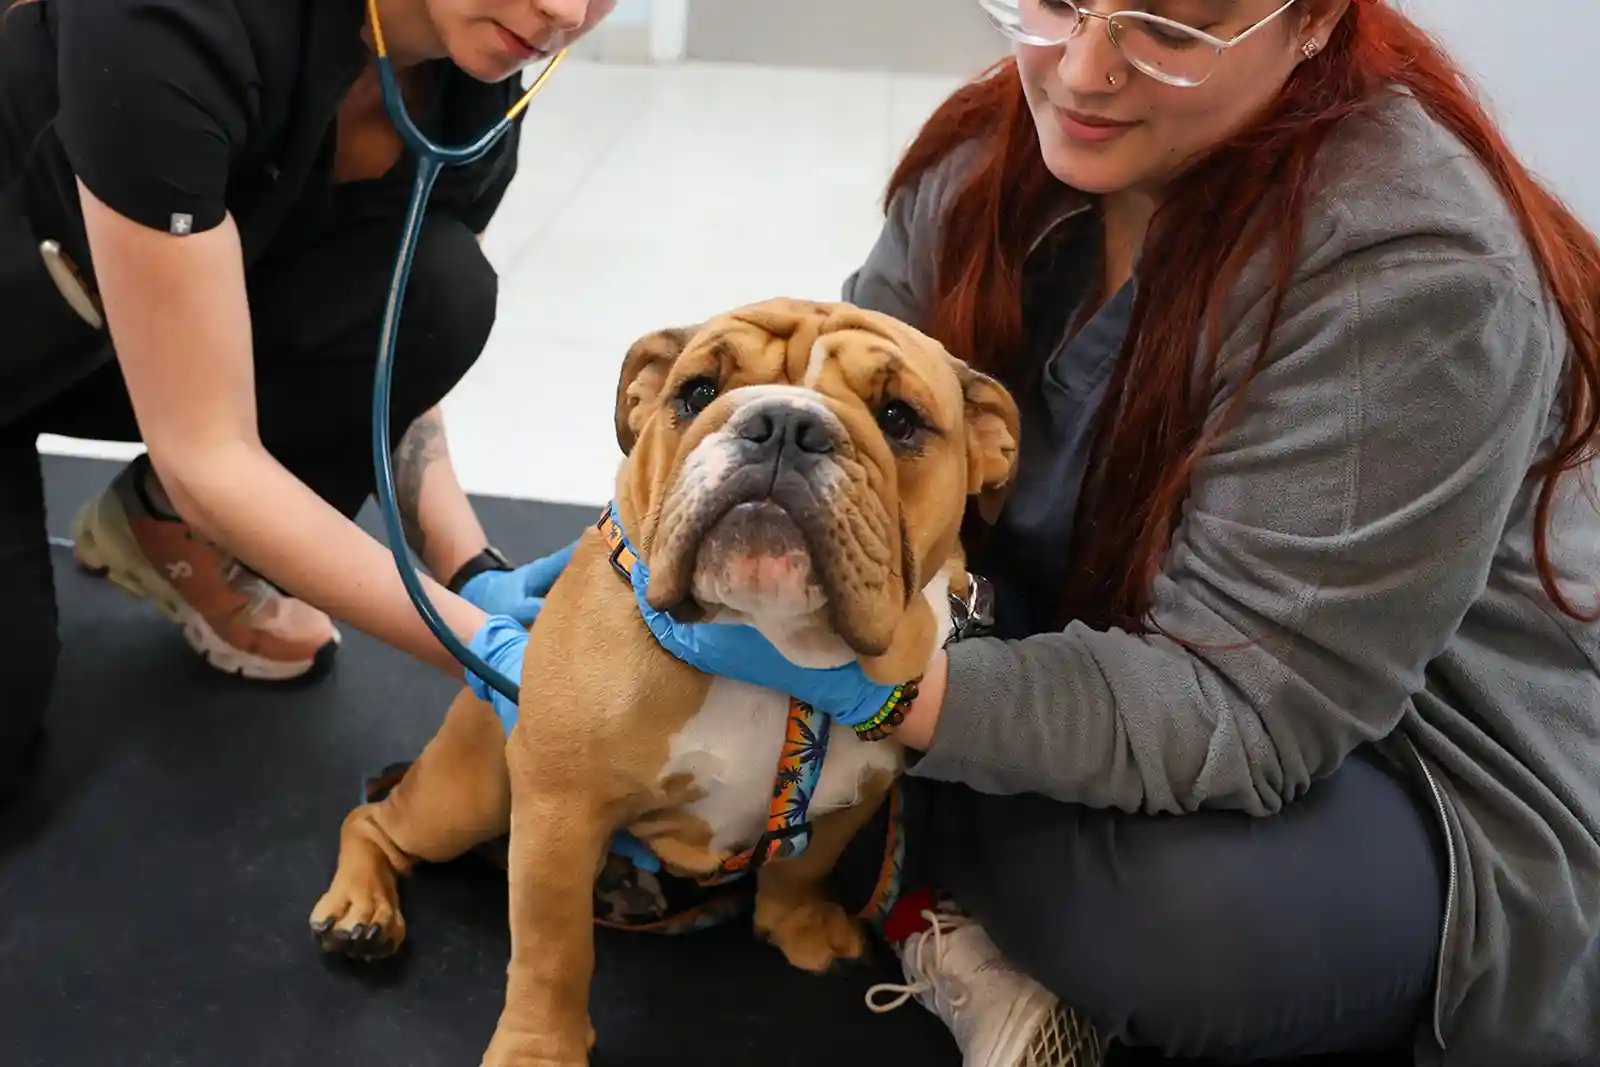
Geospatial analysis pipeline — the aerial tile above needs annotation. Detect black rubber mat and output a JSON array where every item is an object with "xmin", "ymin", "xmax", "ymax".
[{"xmin": 0, "ymin": 455, "xmax": 961, "ymax": 1067}]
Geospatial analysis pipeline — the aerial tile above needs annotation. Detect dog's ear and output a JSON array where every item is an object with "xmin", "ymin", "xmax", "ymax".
[
  {"xmin": 953, "ymin": 359, "xmax": 1021, "ymax": 524},
  {"xmin": 616, "ymin": 325, "xmax": 699, "ymax": 455}
]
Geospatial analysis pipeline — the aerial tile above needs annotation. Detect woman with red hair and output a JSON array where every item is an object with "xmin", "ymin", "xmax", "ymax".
[{"xmin": 634, "ymin": 1, "xmax": 1600, "ymax": 1063}]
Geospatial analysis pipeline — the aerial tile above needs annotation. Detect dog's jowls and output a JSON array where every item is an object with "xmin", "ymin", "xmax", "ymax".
[{"xmin": 309, "ymin": 298, "xmax": 1020, "ymax": 1066}]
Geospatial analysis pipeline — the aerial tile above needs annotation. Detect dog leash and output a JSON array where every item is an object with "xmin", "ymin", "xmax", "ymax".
[{"xmin": 597, "ymin": 504, "xmax": 829, "ymax": 883}]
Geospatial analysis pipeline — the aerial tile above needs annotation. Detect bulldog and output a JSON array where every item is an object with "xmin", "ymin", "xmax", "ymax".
[{"xmin": 308, "ymin": 297, "xmax": 1020, "ymax": 1066}]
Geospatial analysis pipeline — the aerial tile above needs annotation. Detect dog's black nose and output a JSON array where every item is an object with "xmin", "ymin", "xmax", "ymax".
[{"xmin": 735, "ymin": 403, "xmax": 838, "ymax": 462}]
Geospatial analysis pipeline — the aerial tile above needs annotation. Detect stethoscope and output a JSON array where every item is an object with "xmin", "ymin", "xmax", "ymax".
[{"xmin": 367, "ymin": 0, "xmax": 566, "ymax": 704}]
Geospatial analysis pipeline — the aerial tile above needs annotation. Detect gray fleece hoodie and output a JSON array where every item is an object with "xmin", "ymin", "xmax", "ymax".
[{"xmin": 842, "ymin": 88, "xmax": 1600, "ymax": 1066}]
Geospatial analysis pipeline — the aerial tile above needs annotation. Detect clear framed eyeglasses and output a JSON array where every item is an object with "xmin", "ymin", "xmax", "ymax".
[{"xmin": 977, "ymin": 0, "xmax": 1302, "ymax": 88}]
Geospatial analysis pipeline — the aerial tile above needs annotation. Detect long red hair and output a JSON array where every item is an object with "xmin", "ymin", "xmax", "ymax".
[{"xmin": 894, "ymin": 0, "xmax": 1600, "ymax": 632}]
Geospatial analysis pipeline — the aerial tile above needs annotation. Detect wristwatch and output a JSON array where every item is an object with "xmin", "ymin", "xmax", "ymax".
[
  {"xmin": 945, "ymin": 572, "xmax": 995, "ymax": 645},
  {"xmin": 446, "ymin": 544, "xmax": 513, "ymax": 595}
]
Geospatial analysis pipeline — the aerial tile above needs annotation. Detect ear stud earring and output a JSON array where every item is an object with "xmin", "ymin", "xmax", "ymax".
[{"xmin": 1301, "ymin": 39, "xmax": 1321, "ymax": 58}]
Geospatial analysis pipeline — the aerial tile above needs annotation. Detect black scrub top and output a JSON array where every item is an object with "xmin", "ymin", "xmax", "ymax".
[{"xmin": 0, "ymin": 0, "xmax": 523, "ymax": 417}]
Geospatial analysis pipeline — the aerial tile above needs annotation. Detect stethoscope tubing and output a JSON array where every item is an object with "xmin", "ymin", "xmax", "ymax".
[
  {"xmin": 375, "ymin": 56, "xmax": 516, "ymax": 165},
  {"xmin": 368, "ymin": 43, "xmax": 562, "ymax": 705}
]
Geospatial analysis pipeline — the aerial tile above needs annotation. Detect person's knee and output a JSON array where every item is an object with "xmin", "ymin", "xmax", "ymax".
[
  {"xmin": 1080, "ymin": 906, "xmax": 1285, "ymax": 1058},
  {"xmin": 394, "ymin": 219, "xmax": 498, "ymax": 411},
  {"xmin": 991, "ymin": 865, "xmax": 1301, "ymax": 1058},
  {"xmin": 973, "ymin": 768, "xmax": 1438, "ymax": 1060}
]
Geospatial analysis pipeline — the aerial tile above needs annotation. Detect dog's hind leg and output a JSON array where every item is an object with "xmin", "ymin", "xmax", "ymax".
[
  {"xmin": 753, "ymin": 771, "xmax": 894, "ymax": 973},
  {"xmin": 310, "ymin": 687, "xmax": 511, "ymax": 960}
]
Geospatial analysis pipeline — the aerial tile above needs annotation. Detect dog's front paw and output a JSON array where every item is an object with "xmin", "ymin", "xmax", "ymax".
[
  {"xmin": 479, "ymin": 1023, "xmax": 591, "ymax": 1067},
  {"xmin": 756, "ymin": 895, "xmax": 866, "ymax": 974},
  {"xmin": 309, "ymin": 867, "xmax": 405, "ymax": 961}
]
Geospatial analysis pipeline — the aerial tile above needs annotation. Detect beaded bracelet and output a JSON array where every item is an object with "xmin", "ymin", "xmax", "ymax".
[{"xmin": 852, "ymin": 677, "xmax": 921, "ymax": 742}]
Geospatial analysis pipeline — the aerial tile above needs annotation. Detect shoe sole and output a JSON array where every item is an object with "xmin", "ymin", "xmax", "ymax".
[
  {"xmin": 69, "ymin": 491, "xmax": 337, "ymax": 683},
  {"xmin": 987, "ymin": 993, "xmax": 1105, "ymax": 1067}
]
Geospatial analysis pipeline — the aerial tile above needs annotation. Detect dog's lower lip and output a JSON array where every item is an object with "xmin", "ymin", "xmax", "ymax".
[
  {"xmin": 653, "ymin": 466, "xmax": 824, "ymax": 611},
  {"xmin": 703, "ymin": 499, "xmax": 802, "ymax": 543}
]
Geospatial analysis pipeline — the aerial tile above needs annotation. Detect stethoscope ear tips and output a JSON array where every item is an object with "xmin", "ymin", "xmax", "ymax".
[{"xmin": 38, "ymin": 239, "xmax": 106, "ymax": 331}]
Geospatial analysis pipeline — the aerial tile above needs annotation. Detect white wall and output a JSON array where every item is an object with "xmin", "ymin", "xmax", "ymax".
[
  {"xmin": 569, "ymin": 0, "xmax": 685, "ymax": 62},
  {"xmin": 1398, "ymin": 0, "xmax": 1598, "ymax": 227},
  {"xmin": 684, "ymin": 0, "xmax": 1003, "ymax": 75},
  {"xmin": 606, "ymin": 0, "xmax": 650, "ymax": 24}
]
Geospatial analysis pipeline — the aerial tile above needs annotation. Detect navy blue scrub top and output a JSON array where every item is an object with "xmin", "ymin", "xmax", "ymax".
[{"xmin": 979, "ymin": 209, "xmax": 1135, "ymax": 640}]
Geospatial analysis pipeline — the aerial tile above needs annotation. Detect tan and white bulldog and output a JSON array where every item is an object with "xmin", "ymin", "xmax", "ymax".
[{"xmin": 308, "ymin": 298, "xmax": 1020, "ymax": 1066}]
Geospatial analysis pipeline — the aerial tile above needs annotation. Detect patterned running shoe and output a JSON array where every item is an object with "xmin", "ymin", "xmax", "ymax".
[
  {"xmin": 70, "ymin": 457, "xmax": 340, "ymax": 681},
  {"xmin": 867, "ymin": 902, "xmax": 1106, "ymax": 1067}
]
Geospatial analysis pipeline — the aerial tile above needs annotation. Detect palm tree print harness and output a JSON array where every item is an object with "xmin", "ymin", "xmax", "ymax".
[{"xmin": 598, "ymin": 505, "xmax": 830, "ymax": 885}]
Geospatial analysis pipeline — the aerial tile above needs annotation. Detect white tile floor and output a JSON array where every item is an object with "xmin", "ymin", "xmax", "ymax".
[{"xmin": 38, "ymin": 59, "xmax": 962, "ymax": 508}]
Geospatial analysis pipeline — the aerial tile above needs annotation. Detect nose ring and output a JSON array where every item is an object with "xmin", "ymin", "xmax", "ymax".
[{"xmin": 1106, "ymin": 71, "xmax": 1119, "ymax": 87}]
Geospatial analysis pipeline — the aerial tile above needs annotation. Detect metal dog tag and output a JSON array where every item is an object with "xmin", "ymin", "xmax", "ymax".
[{"xmin": 947, "ymin": 572, "xmax": 996, "ymax": 644}]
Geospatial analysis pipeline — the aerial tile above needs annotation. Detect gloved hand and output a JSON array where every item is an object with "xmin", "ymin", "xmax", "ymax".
[
  {"xmin": 458, "ymin": 540, "xmax": 578, "ymax": 626},
  {"xmin": 464, "ymin": 615, "xmax": 661, "ymax": 873},
  {"xmin": 627, "ymin": 556, "xmax": 896, "ymax": 727},
  {"xmin": 465, "ymin": 614, "xmax": 528, "ymax": 734}
]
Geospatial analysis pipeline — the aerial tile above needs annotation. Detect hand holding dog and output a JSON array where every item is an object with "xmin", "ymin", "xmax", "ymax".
[
  {"xmin": 469, "ymin": 533, "xmax": 907, "ymax": 729},
  {"xmin": 464, "ymin": 614, "xmax": 530, "ymax": 731},
  {"xmin": 465, "ymin": 614, "xmax": 664, "ymax": 872},
  {"xmin": 458, "ymin": 539, "xmax": 579, "ymax": 727},
  {"xmin": 457, "ymin": 540, "xmax": 578, "ymax": 625},
  {"xmin": 627, "ymin": 556, "xmax": 898, "ymax": 727}
]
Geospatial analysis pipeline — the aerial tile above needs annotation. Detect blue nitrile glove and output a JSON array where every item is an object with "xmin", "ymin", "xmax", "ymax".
[
  {"xmin": 464, "ymin": 615, "xmax": 662, "ymax": 873},
  {"xmin": 626, "ymin": 556, "xmax": 896, "ymax": 726},
  {"xmin": 607, "ymin": 831, "xmax": 661, "ymax": 873},
  {"xmin": 458, "ymin": 540, "xmax": 578, "ymax": 626},
  {"xmin": 465, "ymin": 614, "xmax": 528, "ymax": 734}
]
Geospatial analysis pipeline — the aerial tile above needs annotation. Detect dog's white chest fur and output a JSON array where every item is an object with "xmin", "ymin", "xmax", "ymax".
[
  {"xmin": 662, "ymin": 681, "xmax": 896, "ymax": 852},
  {"xmin": 658, "ymin": 574, "xmax": 950, "ymax": 854}
]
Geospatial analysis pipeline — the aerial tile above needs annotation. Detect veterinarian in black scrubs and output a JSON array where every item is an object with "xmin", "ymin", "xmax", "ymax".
[{"xmin": 0, "ymin": 0, "xmax": 611, "ymax": 798}]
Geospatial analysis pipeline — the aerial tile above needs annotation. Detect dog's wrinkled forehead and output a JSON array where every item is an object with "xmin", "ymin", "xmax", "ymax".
[{"xmin": 680, "ymin": 298, "xmax": 960, "ymax": 406}]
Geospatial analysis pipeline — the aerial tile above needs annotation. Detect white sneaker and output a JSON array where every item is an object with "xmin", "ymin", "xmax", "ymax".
[{"xmin": 866, "ymin": 908, "xmax": 1106, "ymax": 1067}]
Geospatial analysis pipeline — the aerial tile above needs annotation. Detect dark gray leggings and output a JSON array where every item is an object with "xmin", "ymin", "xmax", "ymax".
[{"xmin": 898, "ymin": 746, "xmax": 1445, "ymax": 1063}]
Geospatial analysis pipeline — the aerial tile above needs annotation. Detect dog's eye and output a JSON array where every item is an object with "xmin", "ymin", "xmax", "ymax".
[
  {"xmin": 676, "ymin": 377, "xmax": 719, "ymax": 418},
  {"xmin": 877, "ymin": 400, "xmax": 925, "ymax": 445}
]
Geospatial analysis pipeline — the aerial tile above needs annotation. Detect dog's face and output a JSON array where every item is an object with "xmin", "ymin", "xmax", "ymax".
[{"xmin": 613, "ymin": 298, "xmax": 1019, "ymax": 660}]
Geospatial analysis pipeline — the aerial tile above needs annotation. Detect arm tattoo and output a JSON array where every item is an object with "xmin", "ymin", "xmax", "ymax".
[{"xmin": 394, "ymin": 408, "xmax": 447, "ymax": 557}]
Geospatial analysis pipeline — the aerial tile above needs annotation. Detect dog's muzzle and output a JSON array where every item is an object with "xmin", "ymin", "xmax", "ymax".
[{"xmin": 647, "ymin": 389, "xmax": 867, "ymax": 621}]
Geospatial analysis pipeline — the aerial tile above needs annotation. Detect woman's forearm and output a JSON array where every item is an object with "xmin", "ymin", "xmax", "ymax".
[
  {"xmin": 393, "ymin": 405, "xmax": 492, "ymax": 584},
  {"xmin": 76, "ymin": 183, "xmax": 489, "ymax": 680},
  {"xmin": 159, "ymin": 438, "xmax": 486, "ymax": 678},
  {"xmin": 897, "ymin": 647, "xmax": 947, "ymax": 751}
]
